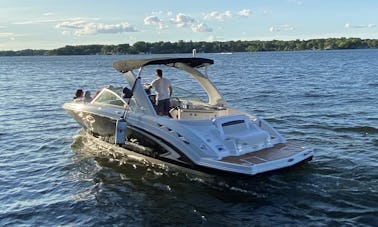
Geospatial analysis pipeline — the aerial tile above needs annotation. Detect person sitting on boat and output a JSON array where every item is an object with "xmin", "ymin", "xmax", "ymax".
[
  {"xmin": 84, "ymin": 90, "xmax": 92, "ymax": 103},
  {"xmin": 146, "ymin": 69, "xmax": 173, "ymax": 116},
  {"xmin": 73, "ymin": 89, "xmax": 84, "ymax": 102}
]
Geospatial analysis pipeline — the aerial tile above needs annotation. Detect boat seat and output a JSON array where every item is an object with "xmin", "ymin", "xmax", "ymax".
[{"xmin": 213, "ymin": 115, "xmax": 269, "ymax": 145}]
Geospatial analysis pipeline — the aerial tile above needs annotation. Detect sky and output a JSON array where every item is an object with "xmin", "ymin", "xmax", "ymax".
[{"xmin": 0, "ymin": 0, "xmax": 377, "ymax": 50}]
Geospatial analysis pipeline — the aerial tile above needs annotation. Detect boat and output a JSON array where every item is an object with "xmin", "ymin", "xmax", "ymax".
[{"xmin": 63, "ymin": 57, "xmax": 313, "ymax": 176}]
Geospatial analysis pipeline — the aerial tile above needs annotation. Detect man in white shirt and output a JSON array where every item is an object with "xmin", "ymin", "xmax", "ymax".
[{"xmin": 147, "ymin": 69, "xmax": 173, "ymax": 116}]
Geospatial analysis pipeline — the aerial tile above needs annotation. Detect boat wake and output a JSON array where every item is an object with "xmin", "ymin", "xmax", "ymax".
[
  {"xmin": 70, "ymin": 130, "xmax": 276, "ymax": 197},
  {"xmin": 334, "ymin": 125, "xmax": 378, "ymax": 134}
]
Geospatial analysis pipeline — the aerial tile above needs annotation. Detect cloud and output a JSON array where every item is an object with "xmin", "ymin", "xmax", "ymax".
[
  {"xmin": 14, "ymin": 19, "xmax": 64, "ymax": 25},
  {"xmin": 0, "ymin": 32, "xmax": 14, "ymax": 37},
  {"xmin": 56, "ymin": 18, "xmax": 91, "ymax": 29},
  {"xmin": 144, "ymin": 16, "xmax": 161, "ymax": 25},
  {"xmin": 204, "ymin": 9, "xmax": 251, "ymax": 20},
  {"xmin": 208, "ymin": 35, "xmax": 224, "ymax": 41},
  {"xmin": 14, "ymin": 17, "xmax": 100, "ymax": 25},
  {"xmin": 61, "ymin": 30, "xmax": 71, "ymax": 36},
  {"xmin": 0, "ymin": 32, "xmax": 16, "ymax": 41},
  {"xmin": 283, "ymin": 24, "xmax": 295, "ymax": 31},
  {"xmin": 208, "ymin": 35, "xmax": 217, "ymax": 42},
  {"xmin": 269, "ymin": 24, "xmax": 295, "ymax": 32},
  {"xmin": 169, "ymin": 13, "xmax": 212, "ymax": 33},
  {"xmin": 344, "ymin": 23, "xmax": 376, "ymax": 29},
  {"xmin": 94, "ymin": 22, "xmax": 138, "ymax": 34},
  {"xmin": 56, "ymin": 18, "xmax": 139, "ymax": 35},
  {"xmin": 170, "ymin": 13, "xmax": 197, "ymax": 28},
  {"xmin": 191, "ymin": 23, "xmax": 213, "ymax": 33},
  {"xmin": 238, "ymin": 9, "xmax": 251, "ymax": 17},
  {"xmin": 269, "ymin": 26, "xmax": 277, "ymax": 32},
  {"xmin": 144, "ymin": 16, "xmax": 168, "ymax": 30},
  {"xmin": 203, "ymin": 11, "xmax": 232, "ymax": 21}
]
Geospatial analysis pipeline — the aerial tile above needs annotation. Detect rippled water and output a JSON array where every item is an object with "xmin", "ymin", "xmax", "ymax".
[{"xmin": 1, "ymin": 50, "xmax": 377, "ymax": 226}]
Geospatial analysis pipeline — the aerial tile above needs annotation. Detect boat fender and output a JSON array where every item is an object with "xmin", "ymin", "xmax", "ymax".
[{"xmin": 115, "ymin": 119, "xmax": 127, "ymax": 145}]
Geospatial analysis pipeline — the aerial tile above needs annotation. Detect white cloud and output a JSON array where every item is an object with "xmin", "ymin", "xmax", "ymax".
[
  {"xmin": 0, "ymin": 32, "xmax": 14, "ymax": 37},
  {"xmin": 0, "ymin": 32, "xmax": 16, "ymax": 41},
  {"xmin": 14, "ymin": 17, "xmax": 100, "ymax": 25},
  {"xmin": 79, "ymin": 22, "xmax": 139, "ymax": 35},
  {"xmin": 345, "ymin": 23, "xmax": 376, "ymax": 29},
  {"xmin": 158, "ymin": 23, "xmax": 168, "ymax": 30},
  {"xmin": 208, "ymin": 35, "xmax": 217, "ymax": 42},
  {"xmin": 269, "ymin": 26, "xmax": 277, "ymax": 32},
  {"xmin": 14, "ymin": 19, "xmax": 62, "ymax": 25},
  {"xmin": 169, "ymin": 13, "xmax": 212, "ymax": 33},
  {"xmin": 56, "ymin": 18, "xmax": 91, "ymax": 29},
  {"xmin": 238, "ymin": 9, "xmax": 251, "ymax": 17},
  {"xmin": 170, "ymin": 13, "xmax": 197, "ymax": 28},
  {"xmin": 269, "ymin": 24, "xmax": 295, "ymax": 32},
  {"xmin": 56, "ymin": 18, "xmax": 139, "ymax": 36},
  {"xmin": 191, "ymin": 23, "xmax": 213, "ymax": 33},
  {"xmin": 61, "ymin": 30, "xmax": 71, "ymax": 36},
  {"xmin": 103, "ymin": 22, "xmax": 138, "ymax": 33},
  {"xmin": 203, "ymin": 11, "xmax": 232, "ymax": 21},
  {"xmin": 144, "ymin": 16, "xmax": 168, "ymax": 30},
  {"xmin": 208, "ymin": 35, "xmax": 224, "ymax": 41},
  {"xmin": 283, "ymin": 24, "xmax": 295, "ymax": 31},
  {"xmin": 144, "ymin": 16, "xmax": 161, "ymax": 25},
  {"xmin": 204, "ymin": 9, "xmax": 251, "ymax": 20}
]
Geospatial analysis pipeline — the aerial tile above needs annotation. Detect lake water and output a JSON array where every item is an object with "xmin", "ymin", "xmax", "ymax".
[{"xmin": 0, "ymin": 50, "xmax": 377, "ymax": 226}]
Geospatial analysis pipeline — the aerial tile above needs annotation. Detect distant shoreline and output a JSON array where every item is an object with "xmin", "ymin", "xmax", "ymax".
[{"xmin": 1, "ymin": 37, "xmax": 377, "ymax": 56}]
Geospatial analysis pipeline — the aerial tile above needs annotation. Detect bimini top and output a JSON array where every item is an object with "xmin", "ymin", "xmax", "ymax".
[{"xmin": 113, "ymin": 57, "xmax": 214, "ymax": 73}]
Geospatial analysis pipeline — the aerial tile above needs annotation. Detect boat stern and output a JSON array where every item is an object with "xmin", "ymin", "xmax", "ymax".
[{"xmin": 198, "ymin": 141, "xmax": 314, "ymax": 176}]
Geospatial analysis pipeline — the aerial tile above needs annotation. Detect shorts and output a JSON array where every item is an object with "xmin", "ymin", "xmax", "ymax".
[{"xmin": 156, "ymin": 98, "xmax": 170, "ymax": 115}]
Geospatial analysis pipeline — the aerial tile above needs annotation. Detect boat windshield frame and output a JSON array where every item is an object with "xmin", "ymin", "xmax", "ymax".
[{"xmin": 91, "ymin": 87, "xmax": 137, "ymax": 110}]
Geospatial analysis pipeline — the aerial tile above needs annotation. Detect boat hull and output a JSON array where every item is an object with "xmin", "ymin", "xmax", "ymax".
[
  {"xmin": 63, "ymin": 103, "xmax": 121, "ymax": 138},
  {"xmin": 80, "ymin": 130, "xmax": 313, "ymax": 177}
]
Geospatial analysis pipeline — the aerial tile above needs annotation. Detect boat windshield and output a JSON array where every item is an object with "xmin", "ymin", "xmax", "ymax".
[
  {"xmin": 148, "ymin": 86, "xmax": 205, "ymax": 103},
  {"xmin": 92, "ymin": 88, "xmax": 126, "ymax": 107},
  {"xmin": 172, "ymin": 87, "xmax": 204, "ymax": 102}
]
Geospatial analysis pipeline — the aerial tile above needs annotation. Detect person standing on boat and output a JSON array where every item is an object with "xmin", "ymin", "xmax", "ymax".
[{"xmin": 146, "ymin": 69, "xmax": 172, "ymax": 116}]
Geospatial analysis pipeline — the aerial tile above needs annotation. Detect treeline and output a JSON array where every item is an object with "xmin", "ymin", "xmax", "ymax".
[{"xmin": 1, "ymin": 38, "xmax": 378, "ymax": 56}]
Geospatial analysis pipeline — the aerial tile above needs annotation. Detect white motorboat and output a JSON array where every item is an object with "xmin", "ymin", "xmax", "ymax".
[{"xmin": 63, "ymin": 57, "xmax": 313, "ymax": 176}]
